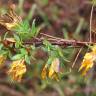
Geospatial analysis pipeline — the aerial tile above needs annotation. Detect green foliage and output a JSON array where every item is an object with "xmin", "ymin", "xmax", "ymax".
[
  {"xmin": 0, "ymin": 1, "xmax": 88, "ymax": 86},
  {"xmin": 11, "ymin": 48, "xmax": 31, "ymax": 64},
  {"xmin": 0, "ymin": 1, "xmax": 95, "ymax": 95},
  {"xmin": 0, "ymin": 44, "xmax": 3, "ymax": 50},
  {"xmin": 14, "ymin": 19, "xmax": 40, "ymax": 40},
  {"xmin": 11, "ymin": 54, "xmax": 24, "ymax": 60},
  {"xmin": 14, "ymin": 34, "xmax": 22, "ymax": 48},
  {"xmin": 43, "ymin": 40, "xmax": 70, "ymax": 67}
]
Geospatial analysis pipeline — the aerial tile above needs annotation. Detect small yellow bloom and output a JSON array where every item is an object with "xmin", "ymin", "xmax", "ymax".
[
  {"xmin": 41, "ymin": 65, "xmax": 48, "ymax": 79},
  {"xmin": 0, "ymin": 8, "xmax": 21, "ymax": 30},
  {"xmin": 41, "ymin": 58, "xmax": 60, "ymax": 81},
  {"xmin": 79, "ymin": 53, "xmax": 93, "ymax": 76},
  {"xmin": 0, "ymin": 55, "xmax": 6, "ymax": 68},
  {"xmin": 5, "ymin": 23, "xmax": 18, "ymax": 30},
  {"xmin": 91, "ymin": 45, "xmax": 96, "ymax": 54},
  {"xmin": 48, "ymin": 58, "xmax": 60, "ymax": 81},
  {"xmin": 79, "ymin": 53, "xmax": 93, "ymax": 70},
  {"xmin": 79, "ymin": 45, "xmax": 96, "ymax": 76},
  {"xmin": 8, "ymin": 59, "xmax": 26, "ymax": 82}
]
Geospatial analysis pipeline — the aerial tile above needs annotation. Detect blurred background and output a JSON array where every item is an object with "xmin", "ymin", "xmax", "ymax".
[{"xmin": 0, "ymin": 0, "xmax": 96, "ymax": 96}]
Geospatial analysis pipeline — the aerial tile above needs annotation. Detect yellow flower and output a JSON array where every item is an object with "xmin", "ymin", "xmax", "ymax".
[
  {"xmin": 0, "ymin": 8, "xmax": 21, "ymax": 30},
  {"xmin": 41, "ymin": 65, "xmax": 48, "ymax": 79},
  {"xmin": 8, "ymin": 59, "xmax": 26, "ymax": 82},
  {"xmin": 79, "ymin": 51, "xmax": 96, "ymax": 76},
  {"xmin": 48, "ymin": 58, "xmax": 60, "ymax": 81},
  {"xmin": 79, "ymin": 45, "xmax": 96, "ymax": 76},
  {"xmin": 0, "ymin": 55, "xmax": 6, "ymax": 68},
  {"xmin": 41, "ymin": 58, "xmax": 60, "ymax": 81},
  {"xmin": 91, "ymin": 45, "xmax": 96, "ymax": 54}
]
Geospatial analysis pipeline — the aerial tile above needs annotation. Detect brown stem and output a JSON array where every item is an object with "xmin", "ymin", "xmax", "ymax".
[
  {"xmin": 24, "ymin": 37, "xmax": 96, "ymax": 47},
  {"xmin": 1, "ymin": 34, "xmax": 96, "ymax": 47}
]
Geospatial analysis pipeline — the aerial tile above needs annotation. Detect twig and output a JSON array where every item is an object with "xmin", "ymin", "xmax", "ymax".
[
  {"xmin": 1, "ymin": 33, "xmax": 96, "ymax": 47},
  {"xmin": 72, "ymin": 47, "xmax": 83, "ymax": 68},
  {"xmin": 85, "ymin": 3, "xmax": 94, "ymax": 96},
  {"xmin": 40, "ymin": 33, "xmax": 64, "ymax": 41},
  {"xmin": 24, "ymin": 37, "xmax": 96, "ymax": 47},
  {"xmin": 89, "ymin": 5, "xmax": 94, "ymax": 42}
]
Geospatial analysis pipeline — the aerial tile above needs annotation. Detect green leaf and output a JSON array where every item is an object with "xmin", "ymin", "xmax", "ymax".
[
  {"xmin": 19, "ymin": 22, "xmax": 30, "ymax": 36},
  {"xmin": 63, "ymin": 28, "xmax": 69, "ymax": 39},
  {"xmin": 25, "ymin": 55, "xmax": 30, "ymax": 64},
  {"xmin": 74, "ymin": 18, "xmax": 84, "ymax": 35},
  {"xmin": 11, "ymin": 54, "xmax": 24, "ymax": 60},
  {"xmin": 14, "ymin": 34, "xmax": 20, "ymax": 41},
  {"xmin": 0, "ymin": 50, "xmax": 8, "ymax": 55},
  {"xmin": 31, "ymin": 19, "xmax": 36, "ymax": 36},
  {"xmin": 62, "ymin": 57, "xmax": 70, "ymax": 62},
  {"xmin": 8, "ymin": 51, "xmax": 12, "ymax": 59},
  {"xmin": 15, "ymin": 42, "xmax": 20, "ymax": 48},
  {"xmin": 14, "ymin": 20, "xmax": 30, "ymax": 40},
  {"xmin": 56, "ymin": 46, "xmax": 64, "ymax": 57},
  {"xmin": 14, "ymin": 34, "xmax": 22, "ymax": 48},
  {"xmin": 43, "ymin": 40, "xmax": 53, "ymax": 52},
  {"xmin": 0, "ymin": 44, "xmax": 3, "ymax": 50},
  {"xmin": 20, "ymin": 48, "xmax": 28, "ymax": 55},
  {"xmin": 46, "ymin": 57, "xmax": 53, "ymax": 65},
  {"xmin": 4, "ymin": 32, "xmax": 8, "ymax": 40}
]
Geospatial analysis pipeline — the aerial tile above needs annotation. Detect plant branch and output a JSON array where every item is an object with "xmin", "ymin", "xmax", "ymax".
[
  {"xmin": 89, "ymin": 4, "xmax": 94, "ymax": 42},
  {"xmin": 24, "ymin": 36, "xmax": 96, "ymax": 47}
]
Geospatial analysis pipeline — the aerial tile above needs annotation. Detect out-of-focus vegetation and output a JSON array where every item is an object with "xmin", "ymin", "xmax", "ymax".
[{"xmin": 0, "ymin": 0, "xmax": 96, "ymax": 96}]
